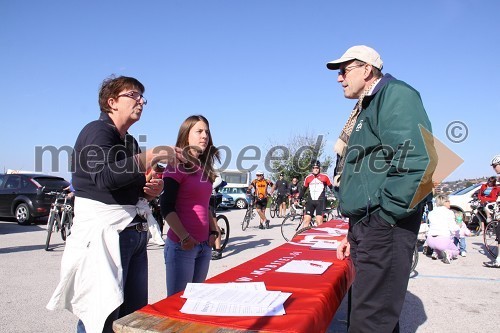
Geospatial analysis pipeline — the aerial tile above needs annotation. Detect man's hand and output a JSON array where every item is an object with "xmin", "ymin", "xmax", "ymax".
[{"xmin": 336, "ymin": 236, "xmax": 350, "ymax": 260}]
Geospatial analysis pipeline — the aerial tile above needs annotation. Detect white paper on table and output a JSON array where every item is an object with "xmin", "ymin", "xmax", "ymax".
[
  {"xmin": 275, "ymin": 260, "xmax": 332, "ymax": 274},
  {"xmin": 310, "ymin": 240, "xmax": 339, "ymax": 250},
  {"xmin": 182, "ymin": 282, "xmax": 266, "ymax": 298},
  {"xmin": 312, "ymin": 227, "xmax": 348, "ymax": 235},
  {"xmin": 180, "ymin": 292, "xmax": 292, "ymax": 316},
  {"xmin": 182, "ymin": 285, "xmax": 282, "ymax": 308}
]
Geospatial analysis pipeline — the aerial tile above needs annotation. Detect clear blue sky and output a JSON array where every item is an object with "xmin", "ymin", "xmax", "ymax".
[{"xmin": 1, "ymin": 0, "xmax": 499, "ymax": 182}]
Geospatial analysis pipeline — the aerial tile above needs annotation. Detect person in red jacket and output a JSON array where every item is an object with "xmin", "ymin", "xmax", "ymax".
[{"xmin": 478, "ymin": 176, "xmax": 500, "ymax": 226}]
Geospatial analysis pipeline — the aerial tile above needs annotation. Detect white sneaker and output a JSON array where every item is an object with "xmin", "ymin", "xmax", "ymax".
[
  {"xmin": 460, "ymin": 251, "xmax": 467, "ymax": 257},
  {"xmin": 431, "ymin": 252, "xmax": 438, "ymax": 260},
  {"xmin": 486, "ymin": 217, "xmax": 492, "ymax": 223},
  {"xmin": 442, "ymin": 250, "xmax": 451, "ymax": 264}
]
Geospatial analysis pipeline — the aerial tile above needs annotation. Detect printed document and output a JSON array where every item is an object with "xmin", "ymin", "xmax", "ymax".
[
  {"xmin": 275, "ymin": 260, "xmax": 332, "ymax": 274},
  {"xmin": 180, "ymin": 282, "xmax": 292, "ymax": 316}
]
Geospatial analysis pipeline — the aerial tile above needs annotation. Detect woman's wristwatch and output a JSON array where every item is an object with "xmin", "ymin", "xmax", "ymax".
[{"xmin": 209, "ymin": 230, "xmax": 220, "ymax": 238}]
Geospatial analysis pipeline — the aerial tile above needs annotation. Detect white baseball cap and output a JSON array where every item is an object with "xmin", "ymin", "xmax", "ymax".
[{"xmin": 326, "ymin": 45, "xmax": 383, "ymax": 71}]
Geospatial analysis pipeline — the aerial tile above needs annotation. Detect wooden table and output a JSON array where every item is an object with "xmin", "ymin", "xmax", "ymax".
[{"xmin": 114, "ymin": 220, "xmax": 354, "ymax": 333}]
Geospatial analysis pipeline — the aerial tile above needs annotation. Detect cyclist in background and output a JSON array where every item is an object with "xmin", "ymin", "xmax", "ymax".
[
  {"xmin": 289, "ymin": 176, "xmax": 301, "ymax": 207},
  {"xmin": 210, "ymin": 175, "xmax": 226, "ymax": 260},
  {"xmin": 248, "ymin": 170, "xmax": 274, "ymax": 229},
  {"xmin": 272, "ymin": 173, "xmax": 289, "ymax": 218},
  {"xmin": 299, "ymin": 160, "xmax": 333, "ymax": 227},
  {"xmin": 484, "ymin": 154, "xmax": 500, "ymax": 268},
  {"xmin": 478, "ymin": 176, "xmax": 500, "ymax": 230}
]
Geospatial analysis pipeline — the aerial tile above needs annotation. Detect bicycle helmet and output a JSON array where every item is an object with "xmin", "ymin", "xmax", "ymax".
[
  {"xmin": 312, "ymin": 160, "xmax": 321, "ymax": 168},
  {"xmin": 256, "ymin": 170, "xmax": 264, "ymax": 176},
  {"xmin": 491, "ymin": 154, "xmax": 500, "ymax": 166}
]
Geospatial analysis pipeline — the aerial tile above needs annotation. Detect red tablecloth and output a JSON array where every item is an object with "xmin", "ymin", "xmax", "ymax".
[{"xmin": 139, "ymin": 220, "xmax": 354, "ymax": 333}]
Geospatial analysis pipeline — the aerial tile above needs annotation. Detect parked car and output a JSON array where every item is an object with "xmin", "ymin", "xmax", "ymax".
[
  {"xmin": 0, "ymin": 173, "xmax": 70, "ymax": 225},
  {"xmin": 448, "ymin": 183, "xmax": 482, "ymax": 219},
  {"xmin": 220, "ymin": 186, "xmax": 250, "ymax": 209},
  {"xmin": 217, "ymin": 193, "xmax": 235, "ymax": 210}
]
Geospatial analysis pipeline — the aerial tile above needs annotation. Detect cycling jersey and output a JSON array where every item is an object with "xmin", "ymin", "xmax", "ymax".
[
  {"xmin": 303, "ymin": 173, "xmax": 333, "ymax": 201},
  {"xmin": 274, "ymin": 180, "xmax": 289, "ymax": 195},
  {"xmin": 251, "ymin": 178, "xmax": 273, "ymax": 199},
  {"xmin": 478, "ymin": 184, "xmax": 500, "ymax": 203}
]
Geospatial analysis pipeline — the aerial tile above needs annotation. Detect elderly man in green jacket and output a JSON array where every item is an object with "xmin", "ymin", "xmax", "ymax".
[{"xmin": 330, "ymin": 45, "xmax": 437, "ymax": 333}]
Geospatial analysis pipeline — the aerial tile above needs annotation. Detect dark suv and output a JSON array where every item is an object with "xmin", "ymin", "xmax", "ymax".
[{"xmin": 0, "ymin": 173, "xmax": 70, "ymax": 225}]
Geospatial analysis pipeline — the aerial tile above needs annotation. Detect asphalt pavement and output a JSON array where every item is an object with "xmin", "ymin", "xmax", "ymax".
[{"xmin": 0, "ymin": 209, "xmax": 498, "ymax": 333}]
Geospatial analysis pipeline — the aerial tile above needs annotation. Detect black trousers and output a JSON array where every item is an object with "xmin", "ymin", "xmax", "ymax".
[{"xmin": 347, "ymin": 209, "xmax": 420, "ymax": 333}]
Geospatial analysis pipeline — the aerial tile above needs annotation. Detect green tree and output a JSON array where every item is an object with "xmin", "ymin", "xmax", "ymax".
[{"xmin": 265, "ymin": 132, "xmax": 333, "ymax": 183}]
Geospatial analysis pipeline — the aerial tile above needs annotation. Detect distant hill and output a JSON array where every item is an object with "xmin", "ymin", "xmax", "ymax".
[{"xmin": 436, "ymin": 177, "xmax": 491, "ymax": 194}]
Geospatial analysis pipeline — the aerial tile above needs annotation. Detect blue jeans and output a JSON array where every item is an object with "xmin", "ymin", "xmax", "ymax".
[
  {"xmin": 164, "ymin": 237, "xmax": 211, "ymax": 297},
  {"xmin": 77, "ymin": 228, "xmax": 148, "ymax": 333},
  {"xmin": 453, "ymin": 237, "xmax": 467, "ymax": 252}
]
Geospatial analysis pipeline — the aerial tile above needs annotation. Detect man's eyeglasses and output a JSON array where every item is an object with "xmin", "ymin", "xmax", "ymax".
[
  {"xmin": 338, "ymin": 64, "xmax": 365, "ymax": 77},
  {"xmin": 312, "ymin": 166, "xmax": 320, "ymax": 169},
  {"xmin": 117, "ymin": 91, "xmax": 147, "ymax": 105}
]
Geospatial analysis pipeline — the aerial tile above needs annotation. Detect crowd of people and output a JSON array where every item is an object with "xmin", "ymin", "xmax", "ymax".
[{"xmin": 44, "ymin": 45, "xmax": 500, "ymax": 333}]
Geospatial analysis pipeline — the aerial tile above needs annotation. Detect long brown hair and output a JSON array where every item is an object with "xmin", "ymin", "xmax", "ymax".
[{"xmin": 176, "ymin": 115, "xmax": 220, "ymax": 182}]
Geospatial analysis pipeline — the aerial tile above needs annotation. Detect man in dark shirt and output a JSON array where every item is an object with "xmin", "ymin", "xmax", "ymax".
[{"xmin": 272, "ymin": 173, "xmax": 289, "ymax": 218}]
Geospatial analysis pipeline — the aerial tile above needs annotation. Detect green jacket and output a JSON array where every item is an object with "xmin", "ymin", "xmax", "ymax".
[{"xmin": 338, "ymin": 74, "xmax": 436, "ymax": 225}]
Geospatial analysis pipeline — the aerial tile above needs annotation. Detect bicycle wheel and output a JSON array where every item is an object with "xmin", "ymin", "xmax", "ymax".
[
  {"xmin": 45, "ymin": 212, "xmax": 57, "ymax": 251},
  {"xmin": 410, "ymin": 243, "xmax": 419, "ymax": 272},
  {"xmin": 281, "ymin": 215, "xmax": 303, "ymax": 241},
  {"xmin": 216, "ymin": 215, "xmax": 230, "ymax": 251},
  {"xmin": 484, "ymin": 220, "xmax": 498, "ymax": 258},
  {"xmin": 242, "ymin": 208, "xmax": 252, "ymax": 231},
  {"xmin": 270, "ymin": 201, "xmax": 277, "ymax": 218},
  {"xmin": 293, "ymin": 226, "xmax": 314, "ymax": 240}
]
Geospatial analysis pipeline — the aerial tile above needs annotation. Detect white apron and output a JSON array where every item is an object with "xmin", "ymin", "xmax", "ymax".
[{"xmin": 46, "ymin": 197, "xmax": 162, "ymax": 333}]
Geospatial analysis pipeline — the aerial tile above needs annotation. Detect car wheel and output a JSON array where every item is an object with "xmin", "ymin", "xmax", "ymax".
[
  {"xmin": 16, "ymin": 203, "xmax": 33, "ymax": 225},
  {"xmin": 235, "ymin": 199, "xmax": 247, "ymax": 209}
]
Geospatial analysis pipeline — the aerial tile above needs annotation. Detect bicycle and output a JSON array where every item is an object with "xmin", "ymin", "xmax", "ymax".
[
  {"xmin": 241, "ymin": 194, "xmax": 257, "ymax": 231},
  {"xmin": 484, "ymin": 220, "xmax": 499, "ymax": 258},
  {"xmin": 288, "ymin": 197, "xmax": 303, "ymax": 220},
  {"xmin": 281, "ymin": 201, "xmax": 317, "ymax": 241},
  {"xmin": 45, "ymin": 191, "xmax": 74, "ymax": 251},
  {"xmin": 214, "ymin": 212, "xmax": 230, "ymax": 252},
  {"xmin": 209, "ymin": 192, "xmax": 230, "ymax": 252},
  {"xmin": 269, "ymin": 193, "xmax": 279, "ymax": 218},
  {"xmin": 483, "ymin": 201, "xmax": 499, "ymax": 258},
  {"xmin": 465, "ymin": 199, "xmax": 488, "ymax": 235}
]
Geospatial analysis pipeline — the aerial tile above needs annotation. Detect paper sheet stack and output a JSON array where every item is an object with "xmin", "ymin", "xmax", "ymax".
[{"xmin": 180, "ymin": 282, "xmax": 291, "ymax": 316}]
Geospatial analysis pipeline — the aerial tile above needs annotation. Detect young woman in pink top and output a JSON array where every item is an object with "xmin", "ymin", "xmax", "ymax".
[{"xmin": 161, "ymin": 115, "xmax": 220, "ymax": 296}]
